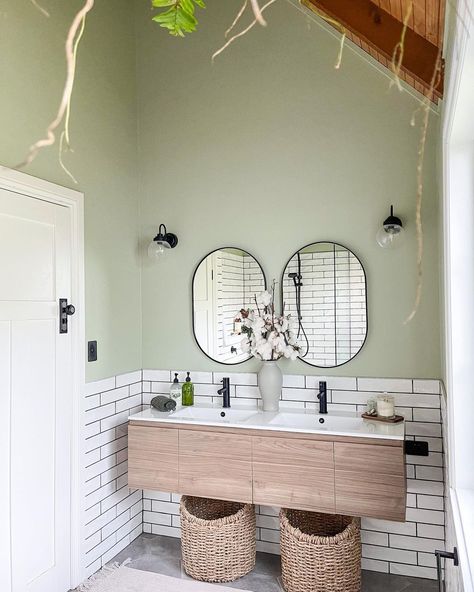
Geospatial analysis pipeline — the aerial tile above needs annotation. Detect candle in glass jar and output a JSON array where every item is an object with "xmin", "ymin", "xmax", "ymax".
[{"xmin": 377, "ymin": 394, "xmax": 395, "ymax": 418}]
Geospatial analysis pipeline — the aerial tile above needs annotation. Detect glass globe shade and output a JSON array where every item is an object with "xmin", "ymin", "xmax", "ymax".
[
  {"xmin": 148, "ymin": 240, "xmax": 170, "ymax": 260},
  {"xmin": 376, "ymin": 223, "xmax": 405, "ymax": 249}
]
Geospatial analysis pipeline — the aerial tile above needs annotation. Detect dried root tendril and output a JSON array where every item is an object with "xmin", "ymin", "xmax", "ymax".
[
  {"xmin": 298, "ymin": 1, "xmax": 346, "ymax": 69},
  {"xmin": 30, "ymin": 0, "xmax": 50, "ymax": 18},
  {"xmin": 17, "ymin": 0, "xmax": 95, "ymax": 169},
  {"xmin": 404, "ymin": 50, "xmax": 442, "ymax": 325},
  {"xmin": 225, "ymin": 0, "xmax": 248, "ymax": 38},
  {"xmin": 212, "ymin": 0, "xmax": 277, "ymax": 61},
  {"xmin": 390, "ymin": 1, "xmax": 413, "ymax": 91}
]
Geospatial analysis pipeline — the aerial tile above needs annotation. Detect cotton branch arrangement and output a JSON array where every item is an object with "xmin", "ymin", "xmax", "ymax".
[{"xmin": 237, "ymin": 282, "xmax": 300, "ymax": 361}]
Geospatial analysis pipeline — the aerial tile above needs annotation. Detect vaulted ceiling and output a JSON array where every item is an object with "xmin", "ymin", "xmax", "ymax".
[{"xmin": 302, "ymin": 0, "xmax": 446, "ymax": 101}]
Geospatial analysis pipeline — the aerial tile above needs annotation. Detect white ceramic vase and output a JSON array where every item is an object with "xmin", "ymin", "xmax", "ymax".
[{"xmin": 258, "ymin": 361, "xmax": 282, "ymax": 412}]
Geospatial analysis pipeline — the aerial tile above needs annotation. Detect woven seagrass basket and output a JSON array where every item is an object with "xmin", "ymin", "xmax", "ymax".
[
  {"xmin": 180, "ymin": 496, "xmax": 256, "ymax": 583},
  {"xmin": 280, "ymin": 508, "xmax": 361, "ymax": 592}
]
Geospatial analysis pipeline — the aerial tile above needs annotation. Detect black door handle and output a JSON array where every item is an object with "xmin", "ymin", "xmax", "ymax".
[{"xmin": 59, "ymin": 298, "xmax": 76, "ymax": 334}]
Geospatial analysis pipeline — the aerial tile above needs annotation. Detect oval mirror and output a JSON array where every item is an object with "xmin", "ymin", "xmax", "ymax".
[
  {"xmin": 282, "ymin": 242, "xmax": 367, "ymax": 368},
  {"xmin": 193, "ymin": 248, "xmax": 266, "ymax": 364}
]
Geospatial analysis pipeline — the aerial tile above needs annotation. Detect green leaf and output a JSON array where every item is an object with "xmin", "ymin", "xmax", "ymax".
[{"xmin": 151, "ymin": 0, "xmax": 205, "ymax": 36}]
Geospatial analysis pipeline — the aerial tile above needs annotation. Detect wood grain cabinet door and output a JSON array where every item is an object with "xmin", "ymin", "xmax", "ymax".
[
  {"xmin": 334, "ymin": 442, "xmax": 406, "ymax": 521},
  {"xmin": 128, "ymin": 425, "xmax": 179, "ymax": 492},
  {"xmin": 252, "ymin": 436, "xmax": 335, "ymax": 513},
  {"xmin": 179, "ymin": 430, "xmax": 253, "ymax": 503}
]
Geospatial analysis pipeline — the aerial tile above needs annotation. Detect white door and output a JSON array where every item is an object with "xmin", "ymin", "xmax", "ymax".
[
  {"xmin": 193, "ymin": 255, "xmax": 215, "ymax": 357},
  {"xmin": 0, "ymin": 188, "xmax": 73, "ymax": 592}
]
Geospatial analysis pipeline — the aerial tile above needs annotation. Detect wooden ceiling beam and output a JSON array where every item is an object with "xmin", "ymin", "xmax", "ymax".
[{"xmin": 302, "ymin": 0, "xmax": 444, "ymax": 98}]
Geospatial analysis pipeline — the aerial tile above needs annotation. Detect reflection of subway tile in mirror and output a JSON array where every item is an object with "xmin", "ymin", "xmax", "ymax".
[
  {"xmin": 282, "ymin": 243, "xmax": 367, "ymax": 368},
  {"xmin": 193, "ymin": 248, "xmax": 265, "ymax": 365}
]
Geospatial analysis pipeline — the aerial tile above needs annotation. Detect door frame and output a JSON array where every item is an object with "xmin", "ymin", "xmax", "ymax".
[{"xmin": 0, "ymin": 166, "xmax": 85, "ymax": 590}]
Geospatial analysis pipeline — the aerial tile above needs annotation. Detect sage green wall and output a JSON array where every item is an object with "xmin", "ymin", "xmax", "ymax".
[
  {"xmin": 0, "ymin": 1, "xmax": 141, "ymax": 381},
  {"xmin": 136, "ymin": 0, "xmax": 441, "ymax": 378}
]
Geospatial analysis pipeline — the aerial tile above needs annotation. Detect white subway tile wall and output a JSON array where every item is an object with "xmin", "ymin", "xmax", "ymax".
[
  {"xmin": 282, "ymin": 249, "xmax": 367, "ymax": 367},
  {"xmin": 84, "ymin": 369, "xmax": 445, "ymax": 581},
  {"xmin": 83, "ymin": 372, "xmax": 144, "ymax": 577}
]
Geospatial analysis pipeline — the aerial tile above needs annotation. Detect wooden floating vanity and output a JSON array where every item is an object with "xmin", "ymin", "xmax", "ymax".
[{"xmin": 128, "ymin": 409, "xmax": 407, "ymax": 522}]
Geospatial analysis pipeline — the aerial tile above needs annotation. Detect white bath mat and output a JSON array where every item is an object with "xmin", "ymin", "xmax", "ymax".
[{"xmin": 78, "ymin": 561, "xmax": 253, "ymax": 592}]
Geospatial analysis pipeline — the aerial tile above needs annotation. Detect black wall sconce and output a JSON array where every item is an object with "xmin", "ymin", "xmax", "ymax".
[
  {"xmin": 148, "ymin": 224, "xmax": 178, "ymax": 260},
  {"xmin": 376, "ymin": 205, "xmax": 405, "ymax": 249}
]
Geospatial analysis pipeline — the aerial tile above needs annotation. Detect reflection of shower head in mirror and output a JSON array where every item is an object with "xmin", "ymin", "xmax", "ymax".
[
  {"xmin": 289, "ymin": 254, "xmax": 309, "ymax": 357},
  {"xmin": 288, "ymin": 271, "xmax": 302, "ymax": 287}
]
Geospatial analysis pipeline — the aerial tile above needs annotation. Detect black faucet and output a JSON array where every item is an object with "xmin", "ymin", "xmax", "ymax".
[
  {"xmin": 218, "ymin": 377, "xmax": 231, "ymax": 408},
  {"xmin": 318, "ymin": 381, "xmax": 328, "ymax": 414}
]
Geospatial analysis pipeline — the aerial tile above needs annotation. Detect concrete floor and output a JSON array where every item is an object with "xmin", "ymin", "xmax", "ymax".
[{"xmin": 110, "ymin": 533, "xmax": 438, "ymax": 592}]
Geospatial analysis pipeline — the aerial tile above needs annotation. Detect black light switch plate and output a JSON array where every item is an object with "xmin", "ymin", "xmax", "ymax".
[
  {"xmin": 405, "ymin": 440, "xmax": 429, "ymax": 456},
  {"xmin": 88, "ymin": 340, "xmax": 98, "ymax": 362}
]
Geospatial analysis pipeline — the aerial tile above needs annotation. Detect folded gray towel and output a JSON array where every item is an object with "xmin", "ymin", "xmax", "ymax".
[{"xmin": 151, "ymin": 395, "xmax": 177, "ymax": 412}]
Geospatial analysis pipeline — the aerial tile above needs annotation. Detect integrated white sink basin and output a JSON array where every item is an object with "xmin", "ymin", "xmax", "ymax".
[
  {"xmin": 171, "ymin": 406, "xmax": 258, "ymax": 423},
  {"xmin": 268, "ymin": 412, "xmax": 354, "ymax": 430},
  {"xmin": 130, "ymin": 403, "xmax": 404, "ymax": 440}
]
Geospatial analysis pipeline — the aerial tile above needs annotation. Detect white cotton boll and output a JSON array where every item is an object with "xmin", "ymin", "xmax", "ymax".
[{"xmin": 257, "ymin": 291, "xmax": 272, "ymax": 307}]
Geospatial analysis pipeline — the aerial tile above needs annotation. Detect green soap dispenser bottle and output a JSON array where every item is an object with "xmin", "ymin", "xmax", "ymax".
[{"xmin": 182, "ymin": 372, "xmax": 194, "ymax": 406}]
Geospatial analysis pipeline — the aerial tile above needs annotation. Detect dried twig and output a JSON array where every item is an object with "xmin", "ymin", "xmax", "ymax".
[
  {"xmin": 30, "ymin": 0, "xmax": 50, "ymax": 18},
  {"xmin": 212, "ymin": 0, "xmax": 277, "ymax": 61},
  {"xmin": 17, "ymin": 0, "xmax": 95, "ymax": 169},
  {"xmin": 404, "ymin": 51, "xmax": 442, "ymax": 325}
]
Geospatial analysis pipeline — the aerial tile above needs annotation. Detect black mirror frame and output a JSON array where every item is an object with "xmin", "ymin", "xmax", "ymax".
[
  {"xmin": 192, "ymin": 247, "xmax": 267, "ymax": 365},
  {"xmin": 280, "ymin": 240, "xmax": 369, "ymax": 369}
]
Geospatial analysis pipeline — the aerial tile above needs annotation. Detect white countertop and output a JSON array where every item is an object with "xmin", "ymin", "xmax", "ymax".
[{"xmin": 129, "ymin": 404, "xmax": 405, "ymax": 441}]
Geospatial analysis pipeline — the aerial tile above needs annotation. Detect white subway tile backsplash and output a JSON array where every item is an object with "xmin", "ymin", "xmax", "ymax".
[
  {"xmin": 389, "ymin": 563, "xmax": 437, "ymax": 579},
  {"xmin": 281, "ymin": 387, "xmax": 318, "ymax": 402},
  {"xmin": 173, "ymin": 371, "xmax": 213, "ymax": 384},
  {"xmin": 362, "ymin": 518, "xmax": 417, "ymax": 536},
  {"xmin": 86, "ymin": 394, "xmax": 100, "ymax": 411},
  {"xmin": 415, "ymin": 466, "xmax": 444, "ymax": 482},
  {"xmin": 417, "ymin": 524, "xmax": 445, "ymax": 540},
  {"xmin": 407, "ymin": 479, "xmax": 444, "ymax": 496},
  {"xmin": 85, "ymin": 402, "xmax": 116, "ymax": 425},
  {"xmin": 101, "ymin": 386, "xmax": 129, "ymax": 406},
  {"xmin": 405, "ymin": 508, "xmax": 445, "ymax": 525},
  {"xmin": 389, "ymin": 534, "xmax": 442, "ymax": 553},
  {"xmin": 413, "ymin": 380, "xmax": 440, "ymax": 394},
  {"xmin": 406, "ymin": 422, "xmax": 442, "ymax": 437},
  {"xmin": 418, "ymin": 552, "xmax": 438, "ymax": 568},
  {"xmin": 406, "ymin": 452, "xmax": 443, "ymax": 467},
  {"xmin": 361, "ymin": 558, "xmax": 389, "ymax": 573},
  {"xmin": 151, "ymin": 524, "xmax": 181, "ymax": 538},
  {"xmin": 85, "ymin": 377, "xmax": 116, "ymax": 397},
  {"xmin": 282, "ymin": 374, "xmax": 305, "ymax": 388},
  {"xmin": 115, "ymin": 370, "xmax": 142, "ymax": 388},
  {"xmin": 361, "ymin": 530, "xmax": 389, "ymax": 546},
  {"xmin": 142, "ymin": 370, "xmax": 170, "ymax": 382},
  {"xmin": 363, "ymin": 545, "xmax": 417, "ymax": 565},
  {"xmin": 84, "ymin": 368, "xmax": 445, "ymax": 582},
  {"xmin": 357, "ymin": 378, "xmax": 413, "ymax": 393},
  {"xmin": 235, "ymin": 385, "xmax": 260, "ymax": 399},
  {"xmin": 214, "ymin": 372, "xmax": 257, "ymax": 386},
  {"xmin": 413, "ymin": 408, "xmax": 441, "ymax": 423},
  {"xmin": 306, "ymin": 376, "xmax": 357, "ymax": 391}
]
